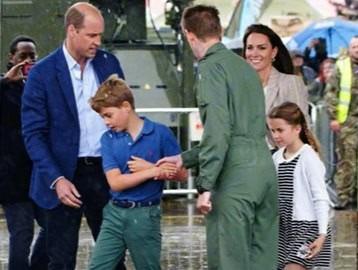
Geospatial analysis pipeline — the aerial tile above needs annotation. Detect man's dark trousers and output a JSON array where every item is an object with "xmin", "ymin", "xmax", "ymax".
[
  {"xmin": 3, "ymin": 201, "xmax": 48, "ymax": 270},
  {"xmin": 36, "ymin": 159, "xmax": 126, "ymax": 270}
]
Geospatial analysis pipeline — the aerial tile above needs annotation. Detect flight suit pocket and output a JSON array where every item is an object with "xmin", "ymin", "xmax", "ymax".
[
  {"xmin": 196, "ymin": 76, "xmax": 210, "ymax": 108},
  {"xmin": 197, "ymin": 92, "xmax": 209, "ymax": 108},
  {"xmin": 196, "ymin": 87, "xmax": 209, "ymax": 122}
]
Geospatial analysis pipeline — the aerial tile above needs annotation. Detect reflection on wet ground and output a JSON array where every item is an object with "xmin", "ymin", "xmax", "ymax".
[{"xmin": 0, "ymin": 198, "xmax": 356, "ymax": 269}]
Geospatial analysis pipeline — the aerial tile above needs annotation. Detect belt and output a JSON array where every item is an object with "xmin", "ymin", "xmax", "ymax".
[
  {"xmin": 78, "ymin": 157, "xmax": 102, "ymax": 166},
  {"xmin": 111, "ymin": 199, "xmax": 160, "ymax": 208}
]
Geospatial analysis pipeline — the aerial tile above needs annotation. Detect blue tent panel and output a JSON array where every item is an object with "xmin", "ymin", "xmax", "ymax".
[{"xmin": 287, "ymin": 18, "xmax": 358, "ymax": 58}]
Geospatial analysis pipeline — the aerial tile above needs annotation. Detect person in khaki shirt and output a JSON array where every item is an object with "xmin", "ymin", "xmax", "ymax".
[{"xmin": 158, "ymin": 5, "xmax": 278, "ymax": 270}]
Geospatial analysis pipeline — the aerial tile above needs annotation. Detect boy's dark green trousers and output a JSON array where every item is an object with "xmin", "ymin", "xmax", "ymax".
[{"xmin": 89, "ymin": 202, "xmax": 161, "ymax": 270}]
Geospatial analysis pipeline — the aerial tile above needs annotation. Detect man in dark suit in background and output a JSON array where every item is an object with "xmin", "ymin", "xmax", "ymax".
[
  {"xmin": 22, "ymin": 2, "xmax": 125, "ymax": 269},
  {"xmin": 1, "ymin": 35, "xmax": 48, "ymax": 270}
]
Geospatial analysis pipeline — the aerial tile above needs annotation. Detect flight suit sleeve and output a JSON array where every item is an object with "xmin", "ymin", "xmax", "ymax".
[
  {"xmin": 182, "ymin": 144, "xmax": 200, "ymax": 168},
  {"xmin": 191, "ymin": 63, "xmax": 232, "ymax": 191}
]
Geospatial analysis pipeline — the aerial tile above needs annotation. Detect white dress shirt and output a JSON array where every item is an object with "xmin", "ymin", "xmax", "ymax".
[{"xmin": 63, "ymin": 44, "xmax": 107, "ymax": 157}]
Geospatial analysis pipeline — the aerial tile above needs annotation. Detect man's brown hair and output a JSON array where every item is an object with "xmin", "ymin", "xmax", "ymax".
[
  {"xmin": 90, "ymin": 74, "xmax": 135, "ymax": 113},
  {"xmin": 181, "ymin": 5, "xmax": 221, "ymax": 40}
]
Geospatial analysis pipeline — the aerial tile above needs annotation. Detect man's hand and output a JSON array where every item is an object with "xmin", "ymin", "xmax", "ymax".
[
  {"xmin": 172, "ymin": 168, "xmax": 188, "ymax": 182},
  {"xmin": 309, "ymin": 38, "xmax": 319, "ymax": 49},
  {"xmin": 4, "ymin": 60, "xmax": 30, "ymax": 81},
  {"xmin": 156, "ymin": 154, "xmax": 183, "ymax": 169},
  {"xmin": 196, "ymin": 191, "xmax": 212, "ymax": 215},
  {"xmin": 156, "ymin": 155, "xmax": 188, "ymax": 181},
  {"xmin": 127, "ymin": 156, "xmax": 154, "ymax": 173},
  {"xmin": 156, "ymin": 162, "xmax": 178, "ymax": 180},
  {"xmin": 55, "ymin": 178, "xmax": 82, "ymax": 208},
  {"xmin": 330, "ymin": 120, "xmax": 341, "ymax": 132}
]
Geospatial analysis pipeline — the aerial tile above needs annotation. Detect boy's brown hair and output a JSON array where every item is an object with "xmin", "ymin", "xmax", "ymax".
[{"xmin": 90, "ymin": 74, "xmax": 135, "ymax": 113}]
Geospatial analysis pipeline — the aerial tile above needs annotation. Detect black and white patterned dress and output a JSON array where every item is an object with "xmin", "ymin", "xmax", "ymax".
[{"xmin": 277, "ymin": 155, "xmax": 331, "ymax": 270}]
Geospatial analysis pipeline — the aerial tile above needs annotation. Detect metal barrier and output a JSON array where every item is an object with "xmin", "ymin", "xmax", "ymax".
[
  {"xmin": 309, "ymin": 102, "xmax": 336, "ymax": 178},
  {"xmin": 136, "ymin": 108, "xmax": 200, "ymax": 198},
  {"xmin": 309, "ymin": 102, "xmax": 338, "ymax": 205}
]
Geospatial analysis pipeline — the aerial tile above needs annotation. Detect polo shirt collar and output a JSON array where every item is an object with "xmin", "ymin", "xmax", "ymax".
[
  {"xmin": 112, "ymin": 117, "xmax": 154, "ymax": 138},
  {"xmin": 141, "ymin": 117, "xmax": 154, "ymax": 135}
]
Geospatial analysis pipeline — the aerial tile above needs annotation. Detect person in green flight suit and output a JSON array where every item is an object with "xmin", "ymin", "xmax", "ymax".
[{"xmin": 158, "ymin": 5, "xmax": 278, "ymax": 270}]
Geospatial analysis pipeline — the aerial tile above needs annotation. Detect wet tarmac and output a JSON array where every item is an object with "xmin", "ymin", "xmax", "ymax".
[{"xmin": 0, "ymin": 198, "xmax": 356, "ymax": 270}]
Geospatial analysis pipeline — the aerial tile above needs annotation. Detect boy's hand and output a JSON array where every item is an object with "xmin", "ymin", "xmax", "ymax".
[
  {"xmin": 128, "ymin": 156, "xmax": 154, "ymax": 173},
  {"xmin": 156, "ymin": 162, "xmax": 178, "ymax": 180},
  {"xmin": 156, "ymin": 155, "xmax": 188, "ymax": 182},
  {"xmin": 307, "ymin": 234, "xmax": 326, "ymax": 259}
]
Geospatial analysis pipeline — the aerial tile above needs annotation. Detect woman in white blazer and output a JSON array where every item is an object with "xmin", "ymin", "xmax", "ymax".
[{"xmin": 243, "ymin": 24, "xmax": 309, "ymax": 148}]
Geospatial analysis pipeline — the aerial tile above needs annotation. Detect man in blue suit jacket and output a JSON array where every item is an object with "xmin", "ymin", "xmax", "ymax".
[{"xmin": 22, "ymin": 2, "xmax": 125, "ymax": 269}]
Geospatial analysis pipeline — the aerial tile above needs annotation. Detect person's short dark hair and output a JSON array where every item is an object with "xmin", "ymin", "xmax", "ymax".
[
  {"xmin": 181, "ymin": 5, "xmax": 222, "ymax": 40},
  {"xmin": 243, "ymin": 24, "xmax": 294, "ymax": 75},
  {"xmin": 9, "ymin": 35, "xmax": 36, "ymax": 55},
  {"xmin": 314, "ymin": 37, "xmax": 327, "ymax": 55},
  {"xmin": 64, "ymin": 5, "xmax": 86, "ymax": 30}
]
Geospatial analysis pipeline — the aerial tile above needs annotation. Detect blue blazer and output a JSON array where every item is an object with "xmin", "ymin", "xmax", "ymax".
[{"xmin": 22, "ymin": 47, "xmax": 124, "ymax": 209}]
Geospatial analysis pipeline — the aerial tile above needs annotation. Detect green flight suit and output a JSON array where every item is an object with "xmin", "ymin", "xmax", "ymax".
[{"xmin": 182, "ymin": 43, "xmax": 278, "ymax": 270}]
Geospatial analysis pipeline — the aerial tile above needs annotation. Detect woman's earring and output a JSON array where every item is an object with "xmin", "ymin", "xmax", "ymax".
[{"xmin": 272, "ymin": 57, "xmax": 276, "ymax": 62}]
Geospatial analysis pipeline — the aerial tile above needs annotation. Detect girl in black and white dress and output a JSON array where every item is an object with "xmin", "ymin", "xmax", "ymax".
[{"xmin": 268, "ymin": 102, "xmax": 331, "ymax": 270}]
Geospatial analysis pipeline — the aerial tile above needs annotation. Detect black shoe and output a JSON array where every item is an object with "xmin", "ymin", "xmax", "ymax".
[
  {"xmin": 334, "ymin": 204, "xmax": 346, "ymax": 210},
  {"xmin": 334, "ymin": 201, "xmax": 355, "ymax": 210}
]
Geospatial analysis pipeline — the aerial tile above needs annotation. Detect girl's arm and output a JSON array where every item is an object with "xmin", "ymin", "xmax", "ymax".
[
  {"xmin": 305, "ymin": 149, "xmax": 330, "ymax": 235},
  {"xmin": 307, "ymin": 234, "xmax": 326, "ymax": 259},
  {"xmin": 303, "ymin": 149, "xmax": 330, "ymax": 259}
]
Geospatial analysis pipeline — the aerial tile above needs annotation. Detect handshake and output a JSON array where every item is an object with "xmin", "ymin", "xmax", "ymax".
[
  {"xmin": 128, "ymin": 155, "xmax": 211, "ymax": 214},
  {"xmin": 127, "ymin": 154, "xmax": 187, "ymax": 181}
]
